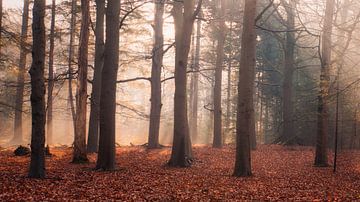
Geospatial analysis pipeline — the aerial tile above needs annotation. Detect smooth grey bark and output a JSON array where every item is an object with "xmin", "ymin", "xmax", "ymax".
[
  {"xmin": 87, "ymin": 0, "xmax": 105, "ymax": 153},
  {"xmin": 281, "ymin": 0, "xmax": 296, "ymax": 145},
  {"xmin": 47, "ymin": 0, "xmax": 56, "ymax": 145},
  {"xmin": 28, "ymin": 0, "xmax": 46, "ymax": 179},
  {"xmin": 213, "ymin": 0, "xmax": 227, "ymax": 148},
  {"xmin": 189, "ymin": 11, "xmax": 201, "ymax": 142},
  {"xmin": 72, "ymin": 0, "xmax": 89, "ymax": 163},
  {"xmin": 148, "ymin": 0, "xmax": 165, "ymax": 149},
  {"xmin": 13, "ymin": 0, "xmax": 30, "ymax": 143},
  {"xmin": 314, "ymin": 0, "xmax": 335, "ymax": 167},
  {"xmin": 168, "ymin": 0, "xmax": 201, "ymax": 167},
  {"xmin": 68, "ymin": 0, "xmax": 77, "ymax": 131},
  {"xmin": 233, "ymin": 0, "xmax": 257, "ymax": 177},
  {"xmin": 96, "ymin": 0, "xmax": 120, "ymax": 171}
]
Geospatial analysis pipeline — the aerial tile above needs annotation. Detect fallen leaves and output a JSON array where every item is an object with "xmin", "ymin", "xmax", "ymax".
[{"xmin": 0, "ymin": 145, "xmax": 359, "ymax": 200}]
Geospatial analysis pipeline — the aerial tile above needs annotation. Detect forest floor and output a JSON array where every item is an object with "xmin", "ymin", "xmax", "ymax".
[{"xmin": 0, "ymin": 145, "xmax": 360, "ymax": 201}]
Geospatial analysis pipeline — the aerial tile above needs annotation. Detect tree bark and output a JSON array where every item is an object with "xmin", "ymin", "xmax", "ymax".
[
  {"xmin": 189, "ymin": 11, "xmax": 201, "ymax": 143},
  {"xmin": 72, "ymin": 0, "xmax": 89, "ymax": 163},
  {"xmin": 314, "ymin": 0, "xmax": 335, "ymax": 167},
  {"xmin": 281, "ymin": 0, "xmax": 296, "ymax": 145},
  {"xmin": 87, "ymin": 0, "xmax": 105, "ymax": 153},
  {"xmin": 47, "ymin": 0, "xmax": 56, "ymax": 145},
  {"xmin": 148, "ymin": 0, "xmax": 165, "ymax": 149},
  {"xmin": 233, "ymin": 0, "xmax": 257, "ymax": 177},
  {"xmin": 28, "ymin": 0, "xmax": 46, "ymax": 179},
  {"xmin": 68, "ymin": 0, "xmax": 77, "ymax": 132},
  {"xmin": 96, "ymin": 0, "xmax": 120, "ymax": 171},
  {"xmin": 13, "ymin": 0, "xmax": 30, "ymax": 143},
  {"xmin": 0, "ymin": 0, "xmax": 2, "ymax": 56},
  {"xmin": 213, "ymin": 0, "xmax": 227, "ymax": 148},
  {"xmin": 168, "ymin": 0, "xmax": 201, "ymax": 167}
]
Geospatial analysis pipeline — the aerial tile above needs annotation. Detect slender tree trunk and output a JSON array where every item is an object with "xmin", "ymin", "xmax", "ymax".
[
  {"xmin": 96, "ymin": 0, "xmax": 120, "ymax": 171},
  {"xmin": 189, "ymin": 11, "xmax": 201, "ymax": 143},
  {"xmin": 233, "ymin": 0, "xmax": 257, "ymax": 177},
  {"xmin": 213, "ymin": 0, "xmax": 227, "ymax": 148},
  {"xmin": 314, "ymin": 0, "xmax": 335, "ymax": 167},
  {"xmin": 168, "ymin": 0, "xmax": 201, "ymax": 167},
  {"xmin": 47, "ymin": 0, "xmax": 56, "ymax": 145},
  {"xmin": 28, "ymin": 0, "xmax": 46, "ymax": 179},
  {"xmin": 0, "ymin": 0, "xmax": 2, "ymax": 56},
  {"xmin": 148, "ymin": 0, "xmax": 165, "ymax": 149},
  {"xmin": 72, "ymin": 0, "xmax": 89, "ymax": 163},
  {"xmin": 13, "ymin": 0, "xmax": 30, "ymax": 143},
  {"xmin": 68, "ymin": 0, "xmax": 77, "ymax": 131},
  {"xmin": 225, "ymin": 13, "xmax": 233, "ymax": 144},
  {"xmin": 87, "ymin": 0, "xmax": 105, "ymax": 153},
  {"xmin": 281, "ymin": 0, "xmax": 296, "ymax": 145}
]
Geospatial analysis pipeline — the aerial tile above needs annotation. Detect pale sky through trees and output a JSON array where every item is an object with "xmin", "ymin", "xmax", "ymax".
[{"xmin": 3, "ymin": 0, "xmax": 49, "ymax": 8}]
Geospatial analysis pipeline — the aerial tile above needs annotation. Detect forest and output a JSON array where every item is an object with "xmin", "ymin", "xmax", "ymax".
[{"xmin": 0, "ymin": 0, "xmax": 360, "ymax": 200}]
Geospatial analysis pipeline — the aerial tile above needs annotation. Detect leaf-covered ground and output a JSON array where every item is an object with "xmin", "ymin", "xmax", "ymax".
[{"xmin": 0, "ymin": 145, "xmax": 360, "ymax": 201}]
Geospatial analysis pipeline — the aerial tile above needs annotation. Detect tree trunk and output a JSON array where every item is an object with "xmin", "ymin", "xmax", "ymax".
[
  {"xmin": 47, "ymin": 0, "xmax": 56, "ymax": 145},
  {"xmin": 72, "ymin": 0, "xmax": 89, "ymax": 163},
  {"xmin": 314, "ymin": 0, "xmax": 335, "ymax": 167},
  {"xmin": 28, "ymin": 0, "xmax": 46, "ymax": 179},
  {"xmin": 225, "ymin": 12, "xmax": 234, "ymax": 144},
  {"xmin": 233, "ymin": 0, "xmax": 257, "ymax": 177},
  {"xmin": 96, "ymin": 0, "xmax": 120, "ymax": 171},
  {"xmin": 68, "ymin": 0, "xmax": 77, "ymax": 132},
  {"xmin": 13, "ymin": 0, "xmax": 30, "ymax": 143},
  {"xmin": 0, "ymin": 0, "xmax": 2, "ymax": 56},
  {"xmin": 281, "ymin": 0, "xmax": 296, "ymax": 145},
  {"xmin": 148, "ymin": 0, "xmax": 165, "ymax": 149},
  {"xmin": 87, "ymin": 0, "xmax": 105, "ymax": 153},
  {"xmin": 189, "ymin": 11, "xmax": 201, "ymax": 143},
  {"xmin": 213, "ymin": 0, "xmax": 227, "ymax": 148},
  {"xmin": 168, "ymin": 0, "xmax": 201, "ymax": 167}
]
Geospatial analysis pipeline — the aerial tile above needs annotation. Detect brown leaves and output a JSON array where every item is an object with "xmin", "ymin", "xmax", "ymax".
[{"xmin": 0, "ymin": 145, "xmax": 360, "ymax": 200}]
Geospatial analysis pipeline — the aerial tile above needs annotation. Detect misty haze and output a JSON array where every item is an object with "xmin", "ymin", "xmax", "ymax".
[{"xmin": 0, "ymin": 0, "xmax": 360, "ymax": 201}]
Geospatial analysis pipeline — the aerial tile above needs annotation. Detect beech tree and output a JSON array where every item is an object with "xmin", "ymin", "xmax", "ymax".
[
  {"xmin": 73, "ymin": 0, "xmax": 90, "ymax": 163},
  {"xmin": 168, "ymin": 0, "xmax": 202, "ymax": 167},
  {"xmin": 189, "ymin": 11, "xmax": 201, "ymax": 142},
  {"xmin": 96, "ymin": 0, "xmax": 121, "ymax": 171},
  {"xmin": 213, "ymin": 0, "xmax": 227, "ymax": 148},
  {"xmin": 28, "ymin": 0, "xmax": 46, "ymax": 179},
  {"xmin": 13, "ymin": 0, "xmax": 30, "ymax": 143},
  {"xmin": 233, "ymin": 0, "xmax": 257, "ymax": 177},
  {"xmin": 47, "ymin": 0, "xmax": 56, "ymax": 145},
  {"xmin": 314, "ymin": 0, "xmax": 335, "ymax": 167},
  {"xmin": 281, "ymin": 0, "xmax": 296, "ymax": 145},
  {"xmin": 87, "ymin": 0, "xmax": 105, "ymax": 153},
  {"xmin": 148, "ymin": 0, "xmax": 165, "ymax": 149},
  {"xmin": 68, "ymin": 0, "xmax": 77, "ymax": 130}
]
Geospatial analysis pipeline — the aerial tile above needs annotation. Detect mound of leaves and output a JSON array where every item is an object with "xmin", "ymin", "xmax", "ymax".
[{"xmin": 14, "ymin": 145, "xmax": 30, "ymax": 156}]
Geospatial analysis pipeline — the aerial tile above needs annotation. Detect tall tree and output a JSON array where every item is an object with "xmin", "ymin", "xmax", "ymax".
[
  {"xmin": 96, "ymin": 0, "xmax": 120, "ymax": 171},
  {"xmin": 233, "ymin": 0, "xmax": 257, "ymax": 177},
  {"xmin": 68, "ymin": 0, "xmax": 77, "ymax": 131},
  {"xmin": 281, "ymin": 0, "xmax": 296, "ymax": 144},
  {"xmin": 213, "ymin": 0, "xmax": 227, "ymax": 148},
  {"xmin": 28, "ymin": 0, "xmax": 46, "ymax": 178},
  {"xmin": 168, "ymin": 0, "xmax": 202, "ymax": 167},
  {"xmin": 47, "ymin": 0, "xmax": 56, "ymax": 145},
  {"xmin": 0, "ymin": 0, "xmax": 2, "ymax": 56},
  {"xmin": 72, "ymin": 0, "xmax": 89, "ymax": 163},
  {"xmin": 314, "ymin": 0, "xmax": 335, "ymax": 167},
  {"xmin": 87, "ymin": 0, "xmax": 105, "ymax": 153},
  {"xmin": 148, "ymin": 0, "xmax": 165, "ymax": 149},
  {"xmin": 189, "ymin": 11, "xmax": 202, "ymax": 142},
  {"xmin": 13, "ymin": 0, "xmax": 30, "ymax": 143}
]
